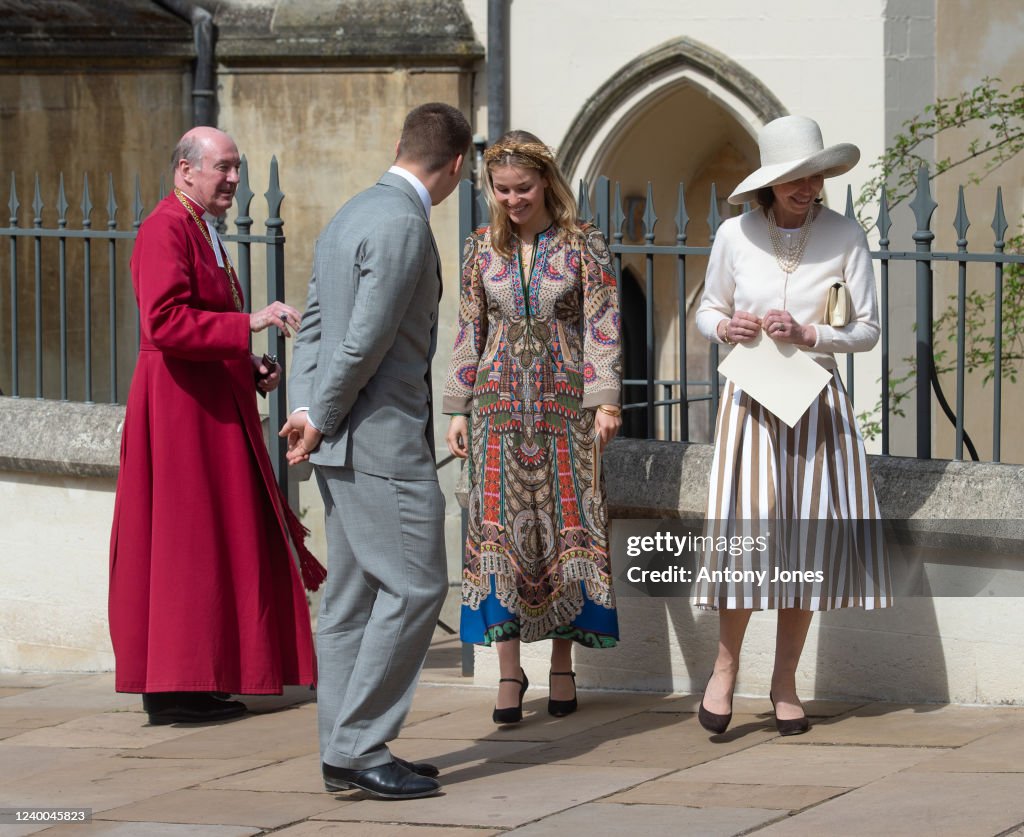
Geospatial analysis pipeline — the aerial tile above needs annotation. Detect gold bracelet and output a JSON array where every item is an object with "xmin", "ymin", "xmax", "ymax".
[
  {"xmin": 597, "ymin": 405, "xmax": 621, "ymax": 416},
  {"xmin": 720, "ymin": 321, "xmax": 734, "ymax": 345}
]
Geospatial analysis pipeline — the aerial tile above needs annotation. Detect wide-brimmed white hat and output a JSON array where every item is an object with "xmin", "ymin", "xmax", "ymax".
[{"xmin": 727, "ymin": 115, "xmax": 860, "ymax": 206}]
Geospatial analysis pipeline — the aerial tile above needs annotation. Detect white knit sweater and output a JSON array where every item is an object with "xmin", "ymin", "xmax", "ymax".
[{"xmin": 696, "ymin": 205, "xmax": 880, "ymax": 370}]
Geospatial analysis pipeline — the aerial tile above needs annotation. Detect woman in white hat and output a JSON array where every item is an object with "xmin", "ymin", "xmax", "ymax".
[{"xmin": 693, "ymin": 115, "xmax": 891, "ymax": 737}]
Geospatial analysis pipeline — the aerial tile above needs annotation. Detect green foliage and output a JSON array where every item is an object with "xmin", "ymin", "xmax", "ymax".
[
  {"xmin": 853, "ymin": 78, "xmax": 1024, "ymax": 444},
  {"xmin": 857, "ymin": 77, "xmax": 1024, "ymax": 226}
]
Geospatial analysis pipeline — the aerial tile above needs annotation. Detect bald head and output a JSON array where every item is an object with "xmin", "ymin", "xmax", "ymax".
[{"xmin": 172, "ymin": 127, "xmax": 241, "ymax": 216}]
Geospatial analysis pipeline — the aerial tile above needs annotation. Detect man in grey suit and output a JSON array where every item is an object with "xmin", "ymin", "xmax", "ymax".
[{"xmin": 281, "ymin": 103, "xmax": 471, "ymax": 800}]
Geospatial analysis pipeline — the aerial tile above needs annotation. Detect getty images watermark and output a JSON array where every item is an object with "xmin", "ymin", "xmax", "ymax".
[{"xmin": 623, "ymin": 530, "xmax": 823, "ymax": 587}]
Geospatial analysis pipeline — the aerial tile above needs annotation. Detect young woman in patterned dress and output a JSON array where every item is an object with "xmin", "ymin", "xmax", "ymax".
[{"xmin": 444, "ymin": 131, "xmax": 622, "ymax": 723}]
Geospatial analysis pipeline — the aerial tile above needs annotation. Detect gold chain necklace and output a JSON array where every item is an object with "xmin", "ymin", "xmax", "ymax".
[
  {"xmin": 767, "ymin": 205, "xmax": 816, "ymax": 275},
  {"xmin": 174, "ymin": 188, "xmax": 243, "ymax": 312}
]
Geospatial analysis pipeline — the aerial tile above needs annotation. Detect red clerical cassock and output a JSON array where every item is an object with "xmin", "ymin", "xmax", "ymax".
[{"xmin": 109, "ymin": 183, "xmax": 320, "ymax": 701}]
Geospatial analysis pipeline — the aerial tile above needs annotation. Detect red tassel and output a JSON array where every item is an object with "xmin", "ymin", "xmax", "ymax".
[{"xmin": 282, "ymin": 498, "xmax": 328, "ymax": 592}]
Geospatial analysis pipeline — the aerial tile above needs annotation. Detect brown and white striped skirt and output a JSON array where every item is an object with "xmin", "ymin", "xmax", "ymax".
[{"xmin": 692, "ymin": 373, "xmax": 891, "ymax": 611}]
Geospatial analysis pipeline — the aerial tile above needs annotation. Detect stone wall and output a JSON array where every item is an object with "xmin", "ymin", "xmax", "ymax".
[{"xmin": 3, "ymin": 400, "xmax": 1023, "ymax": 705}]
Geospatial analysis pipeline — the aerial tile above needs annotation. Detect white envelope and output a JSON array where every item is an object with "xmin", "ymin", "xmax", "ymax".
[{"xmin": 717, "ymin": 331, "xmax": 831, "ymax": 427}]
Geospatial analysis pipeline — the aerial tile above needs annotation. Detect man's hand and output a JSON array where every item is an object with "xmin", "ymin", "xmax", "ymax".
[
  {"xmin": 250, "ymin": 302, "xmax": 301, "ymax": 337},
  {"xmin": 252, "ymin": 354, "xmax": 281, "ymax": 394},
  {"xmin": 279, "ymin": 412, "xmax": 322, "ymax": 465}
]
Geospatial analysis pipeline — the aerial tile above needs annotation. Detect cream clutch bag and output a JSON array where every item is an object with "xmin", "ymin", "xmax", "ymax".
[{"xmin": 825, "ymin": 281, "xmax": 851, "ymax": 327}]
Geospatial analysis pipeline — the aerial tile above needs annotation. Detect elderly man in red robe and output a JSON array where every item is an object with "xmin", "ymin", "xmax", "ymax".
[{"xmin": 109, "ymin": 126, "xmax": 323, "ymax": 725}]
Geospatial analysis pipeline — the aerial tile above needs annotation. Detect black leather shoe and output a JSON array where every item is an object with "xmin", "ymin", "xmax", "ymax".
[
  {"xmin": 322, "ymin": 760, "xmax": 441, "ymax": 799},
  {"xmin": 393, "ymin": 756, "xmax": 440, "ymax": 778},
  {"xmin": 492, "ymin": 668, "xmax": 529, "ymax": 724},
  {"xmin": 697, "ymin": 675, "xmax": 733, "ymax": 735},
  {"xmin": 143, "ymin": 692, "xmax": 247, "ymax": 725},
  {"xmin": 770, "ymin": 691, "xmax": 810, "ymax": 736},
  {"xmin": 547, "ymin": 670, "xmax": 578, "ymax": 717}
]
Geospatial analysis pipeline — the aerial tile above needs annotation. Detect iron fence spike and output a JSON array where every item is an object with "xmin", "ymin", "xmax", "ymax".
[
  {"xmin": 8, "ymin": 171, "xmax": 19, "ymax": 225},
  {"xmin": 707, "ymin": 183, "xmax": 722, "ymax": 240},
  {"xmin": 236, "ymin": 155, "xmax": 255, "ymax": 218},
  {"xmin": 57, "ymin": 173, "xmax": 69, "ymax": 227},
  {"xmin": 909, "ymin": 164, "xmax": 937, "ymax": 232},
  {"xmin": 264, "ymin": 156, "xmax": 284, "ymax": 219},
  {"xmin": 876, "ymin": 189, "xmax": 892, "ymax": 246},
  {"xmin": 33, "ymin": 173, "xmax": 43, "ymax": 227},
  {"xmin": 642, "ymin": 181, "xmax": 657, "ymax": 242},
  {"xmin": 577, "ymin": 178, "xmax": 593, "ymax": 223},
  {"xmin": 594, "ymin": 175, "xmax": 610, "ymax": 233},
  {"xmin": 81, "ymin": 173, "xmax": 92, "ymax": 228},
  {"xmin": 611, "ymin": 182, "xmax": 625, "ymax": 241},
  {"xmin": 107, "ymin": 173, "xmax": 118, "ymax": 228},
  {"xmin": 674, "ymin": 182, "xmax": 689, "ymax": 244},
  {"xmin": 953, "ymin": 185, "xmax": 970, "ymax": 250},
  {"xmin": 133, "ymin": 174, "xmax": 144, "ymax": 228},
  {"xmin": 991, "ymin": 186, "xmax": 1007, "ymax": 248}
]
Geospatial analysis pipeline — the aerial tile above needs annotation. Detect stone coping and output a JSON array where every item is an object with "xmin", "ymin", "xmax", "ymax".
[
  {"xmin": 0, "ymin": 397, "xmax": 124, "ymax": 479},
  {"xmin": 0, "ymin": 0, "xmax": 484, "ymax": 63},
  {"xmin": 4, "ymin": 398, "xmax": 1023, "ymax": 548}
]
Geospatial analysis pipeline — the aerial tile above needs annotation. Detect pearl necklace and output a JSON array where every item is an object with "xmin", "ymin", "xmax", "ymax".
[{"xmin": 767, "ymin": 205, "xmax": 816, "ymax": 275}]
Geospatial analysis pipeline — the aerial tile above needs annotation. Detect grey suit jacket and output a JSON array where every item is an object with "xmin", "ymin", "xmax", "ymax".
[{"xmin": 289, "ymin": 171, "xmax": 441, "ymax": 480}]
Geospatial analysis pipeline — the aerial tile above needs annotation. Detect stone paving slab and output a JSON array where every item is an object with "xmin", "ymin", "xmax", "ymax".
[
  {"xmin": 0, "ymin": 674, "xmax": 130, "ymax": 711},
  {"xmin": 132, "ymin": 706, "xmax": 319, "ymax": 760},
  {"xmin": 606, "ymin": 778, "xmax": 849, "ymax": 811},
  {"xmin": 906, "ymin": 720, "xmax": 1024, "ymax": 773},
  {"xmin": 505, "ymin": 801, "xmax": 782, "ymax": 835},
  {"xmin": 396, "ymin": 690, "xmax": 663, "ymax": 743},
  {"xmin": 0, "ymin": 673, "xmax": 82, "ymax": 689},
  {"xmin": 197, "ymin": 753, "xmax": 323, "ymax": 795},
  {"xmin": 0, "ymin": 687, "xmax": 29, "ymax": 697},
  {"xmin": 3, "ymin": 711, "xmax": 211, "ymax": 749},
  {"xmin": 756, "ymin": 772, "xmax": 1024, "ymax": 836},
  {"xmin": 0, "ymin": 707, "xmax": 101, "ymax": 731},
  {"xmin": 390, "ymin": 735, "xmax": 548, "ymax": 773},
  {"xmin": 96, "ymin": 789, "xmax": 345, "ymax": 830},
  {"xmin": 646, "ymin": 694, "xmax": 867, "ymax": 718},
  {"xmin": 312, "ymin": 762, "xmax": 669, "ymax": 828},
  {"xmin": 1, "ymin": 745, "xmax": 120, "ymax": 790},
  {"xmin": 2, "ymin": 750, "xmax": 272, "ymax": 813},
  {"xmin": 773, "ymin": 702, "xmax": 1022, "ymax": 747},
  {"xmin": 39, "ymin": 823, "xmax": 260, "ymax": 836},
  {"xmin": 505, "ymin": 710, "xmax": 776, "ymax": 768},
  {"xmin": 274, "ymin": 822, "xmax": 501, "ymax": 837},
  {"xmin": 672, "ymin": 740, "xmax": 943, "ymax": 787}
]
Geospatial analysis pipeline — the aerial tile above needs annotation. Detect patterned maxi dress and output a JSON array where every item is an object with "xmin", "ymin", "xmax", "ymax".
[{"xmin": 443, "ymin": 222, "xmax": 622, "ymax": 646}]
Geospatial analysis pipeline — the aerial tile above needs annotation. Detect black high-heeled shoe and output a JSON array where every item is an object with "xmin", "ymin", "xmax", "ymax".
[
  {"xmin": 492, "ymin": 669, "xmax": 529, "ymax": 724},
  {"xmin": 769, "ymin": 691, "xmax": 810, "ymax": 736},
  {"xmin": 548, "ymin": 670, "xmax": 578, "ymax": 717},
  {"xmin": 697, "ymin": 674, "xmax": 733, "ymax": 735}
]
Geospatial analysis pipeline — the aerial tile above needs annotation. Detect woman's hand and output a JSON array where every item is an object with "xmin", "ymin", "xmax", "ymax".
[
  {"xmin": 250, "ymin": 302, "xmax": 301, "ymax": 337},
  {"xmin": 446, "ymin": 415, "xmax": 470, "ymax": 459},
  {"xmin": 718, "ymin": 311, "xmax": 761, "ymax": 344},
  {"xmin": 762, "ymin": 309, "xmax": 815, "ymax": 347},
  {"xmin": 594, "ymin": 406, "xmax": 621, "ymax": 450}
]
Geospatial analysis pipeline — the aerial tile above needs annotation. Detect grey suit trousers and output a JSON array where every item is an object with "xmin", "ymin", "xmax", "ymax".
[{"xmin": 315, "ymin": 464, "xmax": 447, "ymax": 769}]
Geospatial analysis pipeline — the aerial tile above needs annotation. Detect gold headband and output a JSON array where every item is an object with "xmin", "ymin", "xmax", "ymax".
[{"xmin": 484, "ymin": 140, "xmax": 555, "ymax": 166}]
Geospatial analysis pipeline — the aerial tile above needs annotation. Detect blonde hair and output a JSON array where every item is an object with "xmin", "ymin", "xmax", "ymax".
[{"xmin": 482, "ymin": 130, "xmax": 578, "ymax": 259}]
